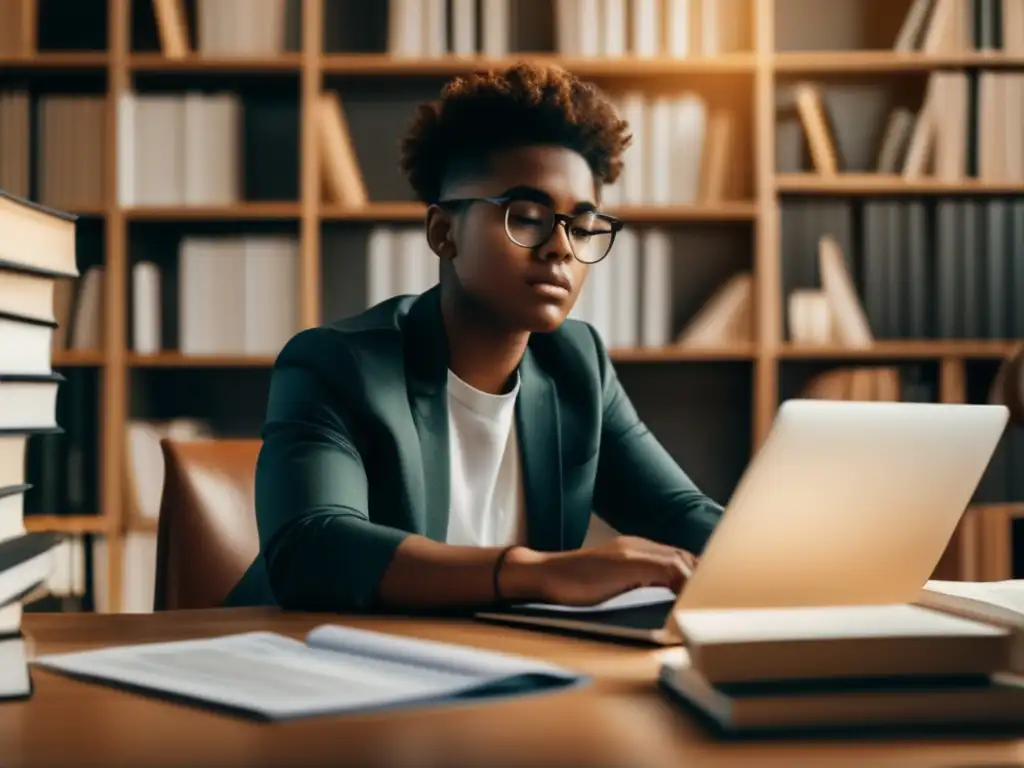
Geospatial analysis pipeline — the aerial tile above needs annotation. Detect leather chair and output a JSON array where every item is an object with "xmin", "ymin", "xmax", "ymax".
[
  {"xmin": 153, "ymin": 438, "xmax": 262, "ymax": 611},
  {"xmin": 992, "ymin": 343, "xmax": 1024, "ymax": 427}
]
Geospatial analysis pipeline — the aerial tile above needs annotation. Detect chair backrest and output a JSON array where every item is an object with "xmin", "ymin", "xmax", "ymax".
[
  {"xmin": 992, "ymin": 343, "xmax": 1024, "ymax": 427},
  {"xmin": 153, "ymin": 438, "xmax": 262, "ymax": 611}
]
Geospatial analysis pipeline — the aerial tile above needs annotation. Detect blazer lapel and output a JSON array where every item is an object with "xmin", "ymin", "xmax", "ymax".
[
  {"xmin": 515, "ymin": 348, "xmax": 564, "ymax": 552},
  {"xmin": 404, "ymin": 287, "xmax": 451, "ymax": 542}
]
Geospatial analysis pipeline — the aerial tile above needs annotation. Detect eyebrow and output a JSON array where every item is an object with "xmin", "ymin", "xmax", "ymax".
[{"xmin": 501, "ymin": 186, "xmax": 597, "ymax": 214}]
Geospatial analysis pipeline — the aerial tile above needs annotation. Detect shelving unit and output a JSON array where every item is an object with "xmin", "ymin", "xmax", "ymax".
[{"xmin": 3, "ymin": 0, "xmax": 1021, "ymax": 612}]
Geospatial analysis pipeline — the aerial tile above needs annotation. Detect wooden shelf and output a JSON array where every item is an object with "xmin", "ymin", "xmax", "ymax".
[
  {"xmin": 613, "ymin": 203, "xmax": 758, "ymax": 222},
  {"xmin": 129, "ymin": 353, "xmax": 277, "ymax": 368},
  {"xmin": 775, "ymin": 50, "xmax": 1024, "ymax": 73},
  {"xmin": 127, "ymin": 516, "xmax": 158, "ymax": 533},
  {"xmin": 320, "ymin": 203, "xmax": 424, "ymax": 221},
  {"xmin": 319, "ymin": 53, "xmax": 757, "ymax": 77},
  {"xmin": 124, "ymin": 203, "xmax": 302, "ymax": 221},
  {"xmin": 0, "ymin": 52, "xmax": 108, "ymax": 69},
  {"xmin": 25, "ymin": 515, "xmax": 110, "ymax": 535},
  {"xmin": 779, "ymin": 341, "xmax": 1021, "ymax": 360},
  {"xmin": 53, "ymin": 350, "xmax": 105, "ymax": 367},
  {"xmin": 129, "ymin": 53, "xmax": 302, "ymax": 72},
  {"xmin": 611, "ymin": 345, "xmax": 756, "ymax": 362},
  {"xmin": 776, "ymin": 173, "xmax": 1024, "ymax": 195}
]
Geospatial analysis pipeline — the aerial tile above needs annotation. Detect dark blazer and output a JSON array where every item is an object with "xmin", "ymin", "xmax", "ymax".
[{"xmin": 224, "ymin": 286, "xmax": 723, "ymax": 611}]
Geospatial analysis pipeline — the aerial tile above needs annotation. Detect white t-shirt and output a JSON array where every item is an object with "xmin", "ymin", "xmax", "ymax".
[{"xmin": 444, "ymin": 369, "xmax": 526, "ymax": 547}]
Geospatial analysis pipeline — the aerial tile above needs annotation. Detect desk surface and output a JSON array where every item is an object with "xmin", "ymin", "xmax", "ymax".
[{"xmin": 3, "ymin": 609, "xmax": 1021, "ymax": 767}]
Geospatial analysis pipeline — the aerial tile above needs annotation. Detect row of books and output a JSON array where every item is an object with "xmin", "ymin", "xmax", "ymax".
[
  {"xmin": 129, "ymin": 235, "xmax": 300, "ymax": 356},
  {"xmin": 0, "ymin": 92, "xmax": 108, "ymax": 212},
  {"xmin": 27, "ymin": 211, "xmax": 1022, "ymax": 366},
  {"xmin": 0, "ymin": 187, "xmax": 80, "ymax": 701},
  {"xmin": 783, "ymin": 198, "xmax": 1024, "ymax": 341},
  {"xmin": 604, "ymin": 92, "xmax": 733, "ymax": 208},
  {"xmin": 794, "ymin": 0, "xmax": 1024, "ymax": 182},
  {"xmin": 119, "ymin": 211, "xmax": 1022, "ymax": 359},
  {"xmin": 151, "ymin": 0, "xmax": 293, "ymax": 59},
  {"xmin": 147, "ymin": 0, "xmax": 746, "ymax": 60},
  {"xmin": 384, "ymin": 0, "xmax": 747, "ymax": 59},
  {"xmin": 18, "ymin": 78, "xmax": 1023, "ymax": 216},
  {"xmin": 118, "ymin": 92, "xmax": 241, "ymax": 208}
]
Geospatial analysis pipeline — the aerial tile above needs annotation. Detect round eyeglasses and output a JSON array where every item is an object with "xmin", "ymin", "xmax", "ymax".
[{"xmin": 436, "ymin": 195, "xmax": 623, "ymax": 264}]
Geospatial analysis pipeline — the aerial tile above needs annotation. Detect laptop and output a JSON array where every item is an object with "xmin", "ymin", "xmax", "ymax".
[{"xmin": 475, "ymin": 399, "xmax": 1010, "ymax": 645}]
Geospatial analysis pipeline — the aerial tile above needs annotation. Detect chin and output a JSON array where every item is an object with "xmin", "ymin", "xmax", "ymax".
[{"xmin": 521, "ymin": 306, "xmax": 571, "ymax": 334}]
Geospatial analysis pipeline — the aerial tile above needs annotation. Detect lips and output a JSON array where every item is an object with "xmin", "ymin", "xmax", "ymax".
[{"xmin": 527, "ymin": 272, "xmax": 572, "ymax": 293}]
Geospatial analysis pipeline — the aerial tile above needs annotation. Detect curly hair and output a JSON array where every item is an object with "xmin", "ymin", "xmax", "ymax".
[{"xmin": 399, "ymin": 62, "xmax": 632, "ymax": 204}]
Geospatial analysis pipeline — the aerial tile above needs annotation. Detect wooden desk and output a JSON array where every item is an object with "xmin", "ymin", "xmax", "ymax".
[{"xmin": 3, "ymin": 609, "xmax": 1022, "ymax": 767}]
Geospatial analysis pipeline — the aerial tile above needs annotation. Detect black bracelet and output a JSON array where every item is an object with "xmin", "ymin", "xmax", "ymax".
[{"xmin": 492, "ymin": 545, "xmax": 519, "ymax": 604}]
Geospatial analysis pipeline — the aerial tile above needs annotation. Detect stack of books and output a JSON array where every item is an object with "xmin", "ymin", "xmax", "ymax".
[
  {"xmin": 0, "ymin": 189, "xmax": 79, "ymax": 700},
  {"xmin": 659, "ymin": 579, "xmax": 1024, "ymax": 734}
]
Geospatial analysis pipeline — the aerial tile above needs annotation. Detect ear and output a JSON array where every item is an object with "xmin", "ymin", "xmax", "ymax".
[{"xmin": 425, "ymin": 205, "xmax": 456, "ymax": 260}]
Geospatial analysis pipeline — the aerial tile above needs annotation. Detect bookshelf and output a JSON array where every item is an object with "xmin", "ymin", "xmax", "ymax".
[{"xmin": 1, "ymin": 0, "xmax": 1021, "ymax": 613}]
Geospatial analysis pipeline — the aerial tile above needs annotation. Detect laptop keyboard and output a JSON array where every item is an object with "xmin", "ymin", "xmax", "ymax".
[
  {"xmin": 581, "ymin": 601, "xmax": 674, "ymax": 630},
  {"xmin": 509, "ymin": 600, "xmax": 674, "ymax": 630}
]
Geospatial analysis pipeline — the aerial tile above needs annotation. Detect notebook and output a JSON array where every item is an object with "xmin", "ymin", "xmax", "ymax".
[{"xmin": 32, "ymin": 623, "xmax": 587, "ymax": 720}]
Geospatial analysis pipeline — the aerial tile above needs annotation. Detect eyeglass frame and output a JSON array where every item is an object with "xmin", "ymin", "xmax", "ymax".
[{"xmin": 433, "ymin": 194, "xmax": 624, "ymax": 264}]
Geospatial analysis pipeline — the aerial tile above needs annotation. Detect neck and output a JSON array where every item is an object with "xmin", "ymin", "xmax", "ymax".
[{"xmin": 440, "ymin": 284, "xmax": 529, "ymax": 395}]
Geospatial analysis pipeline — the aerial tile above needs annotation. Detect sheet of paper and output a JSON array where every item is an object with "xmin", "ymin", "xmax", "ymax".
[
  {"xmin": 924, "ymin": 579, "xmax": 1024, "ymax": 616},
  {"xmin": 514, "ymin": 586, "xmax": 677, "ymax": 613},
  {"xmin": 305, "ymin": 624, "xmax": 579, "ymax": 680},
  {"xmin": 33, "ymin": 631, "xmax": 524, "ymax": 719}
]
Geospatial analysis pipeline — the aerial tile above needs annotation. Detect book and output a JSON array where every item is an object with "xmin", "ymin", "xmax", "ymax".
[
  {"xmin": 658, "ymin": 652, "xmax": 1024, "ymax": 734},
  {"xmin": 672, "ymin": 602, "xmax": 1012, "ymax": 685},
  {"xmin": 653, "ymin": 579, "xmax": 1024, "ymax": 733},
  {"xmin": 33, "ymin": 623, "xmax": 588, "ymax": 720},
  {"xmin": 0, "ymin": 532, "xmax": 61, "ymax": 608},
  {"xmin": 0, "ymin": 189, "xmax": 78, "ymax": 279},
  {"xmin": 0, "ymin": 372, "xmax": 62, "ymax": 431},
  {"xmin": 0, "ymin": 634, "xmax": 31, "ymax": 702}
]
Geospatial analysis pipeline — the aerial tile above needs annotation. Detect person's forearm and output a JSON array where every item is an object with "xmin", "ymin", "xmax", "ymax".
[
  {"xmin": 265, "ymin": 512, "xmax": 551, "ymax": 612},
  {"xmin": 376, "ymin": 536, "xmax": 549, "ymax": 609}
]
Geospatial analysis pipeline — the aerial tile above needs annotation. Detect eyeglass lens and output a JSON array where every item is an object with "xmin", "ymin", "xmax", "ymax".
[{"xmin": 504, "ymin": 199, "xmax": 614, "ymax": 263}]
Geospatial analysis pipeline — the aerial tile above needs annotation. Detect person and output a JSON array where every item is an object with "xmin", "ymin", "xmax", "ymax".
[{"xmin": 224, "ymin": 62, "xmax": 724, "ymax": 614}]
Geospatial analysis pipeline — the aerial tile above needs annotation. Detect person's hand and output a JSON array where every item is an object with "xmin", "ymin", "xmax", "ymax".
[{"xmin": 501, "ymin": 536, "xmax": 697, "ymax": 607}]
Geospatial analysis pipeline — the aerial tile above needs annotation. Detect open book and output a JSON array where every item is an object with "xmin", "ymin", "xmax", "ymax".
[
  {"xmin": 32, "ymin": 624, "xmax": 587, "ymax": 721},
  {"xmin": 919, "ymin": 579, "xmax": 1024, "ymax": 629}
]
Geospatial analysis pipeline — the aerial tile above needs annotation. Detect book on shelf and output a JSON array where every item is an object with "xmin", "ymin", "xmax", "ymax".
[
  {"xmin": 33, "ymin": 622, "xmax": 587, "ymax": 721},
  {"xmin": 131, "ymin": 235, "xmax": 300, "ymax": 356},
  {"xmin": 675, "ymin": 272, "xmax": 752, "ymax": 347},
  {"xmin": 151, "ymin": 0, "xmax": 189, "ymax": 58},
  {"xmin": 150, "ymin": 0, "xmax": 296, "ymax": 59},
  {"xmin": 785, "ymin": 234, "xmax": 874, "ymax": 349},
  {"xmin": 657, "ymin": 577, "xmax": 1024, "ymax": 733},
  {"xmin": 318, "ymin": 91, "xmax": 367, "ymax": 208}
]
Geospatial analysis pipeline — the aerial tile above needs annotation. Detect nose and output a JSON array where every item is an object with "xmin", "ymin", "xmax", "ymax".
[{"xmin": 539, "ymin": 219, "xmax": 574, "ymax": 263}]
